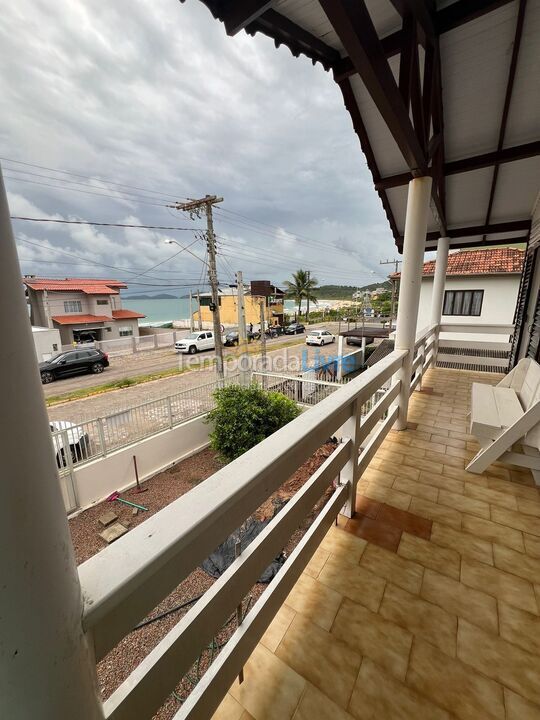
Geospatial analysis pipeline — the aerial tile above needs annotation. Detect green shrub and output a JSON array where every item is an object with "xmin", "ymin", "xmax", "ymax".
[{"xmin": 206, "ymin": 384, "xmax": 301, "ymax": 461}]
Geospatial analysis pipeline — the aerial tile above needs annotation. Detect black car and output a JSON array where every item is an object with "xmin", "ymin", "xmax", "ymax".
[
  {"xmin": 224, "ymin": 330, "xmax": 239, "ymax": 346},
  {"xmin": 39, "ymin": 348, "xmax": 109, "ymax": 384},
  {"xmin": 285, "ymin": 323, "xmax": 305, "ymax": 335}
]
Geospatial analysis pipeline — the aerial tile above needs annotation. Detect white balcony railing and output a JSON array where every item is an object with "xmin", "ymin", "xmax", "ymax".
[{"xmin": 74, "ymin": 330, "xmax": 445, "ymax": 720}]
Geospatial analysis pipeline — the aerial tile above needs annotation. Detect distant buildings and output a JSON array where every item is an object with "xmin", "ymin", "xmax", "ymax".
[
  {"xmin": 195, "ymin": 281, "xmax": 285, "ymax": 327},
  {"xmin": 23, "ymin": 277, "xmax": 145, "ymax": 345}
]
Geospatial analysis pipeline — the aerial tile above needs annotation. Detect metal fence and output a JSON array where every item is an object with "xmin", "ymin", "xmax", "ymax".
[
  {"xmin": 52, "ymin": 368, "xmax": 386, "ymax": 483},
  {"xmin": 51, "ymin": 374, "xmax": 241, "ymax": 471},
  {"xmin": 251, "ymin": 371, "xmax": 386, "ymax": 415}
]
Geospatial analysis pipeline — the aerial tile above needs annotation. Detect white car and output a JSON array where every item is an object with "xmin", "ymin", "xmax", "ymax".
[
  {"xmin": 175, "ymin": 331, "xmax": 217, "ymax": 354},
  {"xmin": 306, "ymin": 329, "xmax": 335, "ymax": 346}
]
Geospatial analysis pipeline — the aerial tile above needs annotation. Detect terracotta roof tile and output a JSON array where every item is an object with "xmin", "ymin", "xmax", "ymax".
[
  {"xmin": 51, "ymin": 314, "xmax": 112, "ymax": 325},
  {"xmin": 112, "ymin": 309, "xmax": 146, "ymax": 319},
  {"xmin": 23, "ymin": 277, "xmax": 127, "ymax": 294},
  {"xmin": 390, "ymin": 247, "xmax": 524, "ymax": 279}
]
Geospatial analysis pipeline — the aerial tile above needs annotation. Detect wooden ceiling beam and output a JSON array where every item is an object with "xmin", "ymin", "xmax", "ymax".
[
  {"xmin": 375, "ymin": 141, "xmax": 540, "ymax": 190},
  {"xmin": 251, "ymin": 9, "xmax": 340, "ymax": 68},
  {"xmin": 422, "ymin": 235, "xmax": 529, "ymax": 251},
  {"xmin": 320, "ymin": 0, "xmax": 427, "ymax": 174},
  {"xmin": 435, "ymin": 0, "xmax": 515, "ymax": 33},
  {"xmin": 400, "ymin": 219, "xmax": 532, "ymax": 243},
  {"xmin": 222, "ymin": 0, "xmax": 275, "ymax": 35},
  {"xmin": 388, "ymin": 0, "xmax": 436, "ymax": 45}
]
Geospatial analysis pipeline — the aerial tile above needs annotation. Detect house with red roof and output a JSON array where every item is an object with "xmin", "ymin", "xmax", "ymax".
[
  {"xmin": 23, "ymin": 277, "xmax": 146, "ymax": 345},
  {"xmin": 391, "ymin": 247, "xmax": 525, "ymax": 336}
]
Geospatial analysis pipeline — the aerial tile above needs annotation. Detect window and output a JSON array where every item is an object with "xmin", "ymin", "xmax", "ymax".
[
  {"xmin": 96, "ymin": 299, "xmax": 108, "ymax": 306},
  {"xmin": 443, "ymin": 290, "xmax": 483, "ymax": 316},
  {"xmin": 119, "ymin": 326, "xmax": 133, "ymax": 337},
  {"xmin": 64, "ymin": 300, "xmax": 82, "ymax": 313}
]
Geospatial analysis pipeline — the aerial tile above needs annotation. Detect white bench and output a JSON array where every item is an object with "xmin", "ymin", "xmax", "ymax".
[{"xmin": 467, "ymin": 358, "xmax": 540, "ymax": 485}]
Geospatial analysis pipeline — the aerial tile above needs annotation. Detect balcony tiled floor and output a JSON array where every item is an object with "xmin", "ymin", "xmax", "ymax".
[{"xmin": 213, "ymin": 368, "xmax": 540, "ymax": 720}]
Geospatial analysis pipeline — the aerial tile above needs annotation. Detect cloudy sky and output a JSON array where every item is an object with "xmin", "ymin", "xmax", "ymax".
[{"xmin": 1, "ymin": 0, "xmax": 397, "ymax": 296}]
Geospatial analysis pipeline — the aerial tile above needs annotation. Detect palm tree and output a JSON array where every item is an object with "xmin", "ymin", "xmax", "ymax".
[{"xmin": 284, "ymin": 270, "xmax": 319, "ymax": 321}]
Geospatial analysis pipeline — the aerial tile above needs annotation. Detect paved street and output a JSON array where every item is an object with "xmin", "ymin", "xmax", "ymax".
[{"xmin": 46, "ymin": 323, "xmax": 355, "ymax": 423}]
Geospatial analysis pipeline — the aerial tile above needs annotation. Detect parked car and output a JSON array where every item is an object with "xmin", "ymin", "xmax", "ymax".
[
  {"xmin": 175, "ymin": 330, "xmax": 223, "ymax": 354},
  {"xmin": 285, "ymin": 323, "xmax": 305, "ymax": 335},
  {"xmin": 346, "ymin": 335, "xmax": 364, "ymax": 346},
  {"xmin": 50, "ymin": 420, "xmax": 91, "ymax": 467},
  {"xmin": 224, "ymin": 330, "xmax": 240, "ymax": 346},
  {"xmin": 306, "ymin": 329, "xmax": 335, "ymax": 346},
  {"xmin": 40, "ymin": 349, "xmax": 109, "ymax": 384}
]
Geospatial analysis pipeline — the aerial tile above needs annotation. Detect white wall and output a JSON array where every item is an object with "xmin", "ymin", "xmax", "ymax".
[
  {"xmin": 67, "ymin": 415, "xmax": 210, "ymax": 511},
  {"xmin": 417, "ymin": 274, "xmax": 520, "ymax": 340},
  {"xmin": 32, "ymin": 326, "xmax": 62, "ymax": 361}
]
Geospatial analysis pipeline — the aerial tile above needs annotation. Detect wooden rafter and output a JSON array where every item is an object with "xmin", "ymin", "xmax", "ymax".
[
  {"xmin": 250, "ymin": 9, "xmax": 340, "ymax": 69},
  {"xmin": 404, "ymin": 219, "xmax": 532, "ymax": 244},
  {"xmin": 422, "ymin": 235, "xmax": 530, "ymax": 251},
  {"xmin": 222, "ymin": 0, "xmax": 275, "ymax": 36},
  {"xmin": 389, "ymin": 0, "xmax": 436, "ymax": 46},
  {"xmin": 319, "ymin": 0, "xmax": 427, "ymax": 174},
  {"xmin": 376, "ymin": 141, "xmax": 540, "ymax": 190},
  {"xmin": 482, "ymin": 0, "xmax": 527, "ymax": 241}
]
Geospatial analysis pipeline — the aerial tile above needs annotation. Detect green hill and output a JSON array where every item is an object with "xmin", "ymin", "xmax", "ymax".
[{"xmin": 317, "ymin": 282, "xmax": 391, "ymax": 300}]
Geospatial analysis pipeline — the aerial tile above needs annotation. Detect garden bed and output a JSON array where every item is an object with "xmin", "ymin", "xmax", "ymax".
[{"xmin": 69, "ymin": 441, "xmax": 337, "ymax": 718}]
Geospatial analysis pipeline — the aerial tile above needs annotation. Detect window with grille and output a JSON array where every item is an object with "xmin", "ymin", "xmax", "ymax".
[
  {"xmin": 96, "ymin": 299, "xmax": 108, "ymax": 305},
  {"xmin": 64, "ymin": 300, "xmax": 82, "ymax": 313},
  {"xmin": 442, "ymin": 290, "xmax": 483, "ymax": 316},
  {"xmin": 119, "ymin": 326, "xmax": 133, "ymax": 337}
]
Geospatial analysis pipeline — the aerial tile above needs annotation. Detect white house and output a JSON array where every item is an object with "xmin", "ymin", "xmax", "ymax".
[{"xmin": 391, "ymin": 247, "xmax": 524, "ymax": 341}]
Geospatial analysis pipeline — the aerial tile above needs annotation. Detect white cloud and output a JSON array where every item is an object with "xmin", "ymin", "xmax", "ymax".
[{"xmin": 1, "ymin": 0, "xmax": 397, "ymax": 292}]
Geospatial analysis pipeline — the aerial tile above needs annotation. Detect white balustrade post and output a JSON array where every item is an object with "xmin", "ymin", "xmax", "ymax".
[
  {"xmin": 393, "ymin": 176, "xmax": 432, "ymax": 431},
  {"xmin": 341, "ymin": 399, "xmax": 361, "ymax": 518},
  {"xmin": 430, "ymin": 236, "xmax": 450, "ymax": 362},
  {"xmin": 0, "ymin": 165, "xmax": 103, "ymax": 717},
  {"xmin": 337, "ymin": 335, "xmax": 344, "ymax": 381}
]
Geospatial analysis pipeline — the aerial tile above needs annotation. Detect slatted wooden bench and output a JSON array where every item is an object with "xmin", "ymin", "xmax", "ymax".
[{"xmin": 467, "ymin": 358, "xmax": 540, "ymax": 485}]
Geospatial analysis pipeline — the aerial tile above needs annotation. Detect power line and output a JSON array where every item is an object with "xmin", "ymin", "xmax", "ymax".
[
  {"xmin": 5, "ymin": 168, "xmax": 176, "ymax": 206},
  {"xmin": 16, "ymin": 235, "xmax": 207, "ymax": 279},
  {"xmin": 1, "ymin": 156, "xmax": 190, "ymax": 202},
  {"xmin": 11, "ymin": 216, "xmax": 203, "ymax": 231},
  {"xmin": 3, "ymin": 175, "xmax": 169, "ymax": 208}
]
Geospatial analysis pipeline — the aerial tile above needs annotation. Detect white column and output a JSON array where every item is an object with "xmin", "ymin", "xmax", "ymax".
[
  {"xmin": 0, "ymin": 166, "xmax": 103, "ymax": 718},
  {"xmin": 393, "ymin": 176, "xmax": 432, "ymax": 431},
  {"xmin": 430, "ymin": 236, "xmax": 450, "ymax": 362}
]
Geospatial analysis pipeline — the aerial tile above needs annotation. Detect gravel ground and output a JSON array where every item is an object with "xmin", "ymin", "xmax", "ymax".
[{"xmin": 70, "ymin": 442, "xmax": 336, "ymax": 718}]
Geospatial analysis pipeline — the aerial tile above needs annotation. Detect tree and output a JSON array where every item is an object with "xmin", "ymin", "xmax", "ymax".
[
  {"xmin": 283, "ymin": 269, "xmax": 319, "ymax": 320},
  {"xmin": 206, "ymin": 384, "xmax": 300, "ymax": 461}
]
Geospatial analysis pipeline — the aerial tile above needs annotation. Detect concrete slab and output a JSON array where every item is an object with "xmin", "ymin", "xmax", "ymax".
[
  {"xmin": 99, "ymin": 522, "xmax": 128, "ymax": 544},
  {"xmin": 98, "ymin": 511, "xmax": 118, "ymax": 527}
]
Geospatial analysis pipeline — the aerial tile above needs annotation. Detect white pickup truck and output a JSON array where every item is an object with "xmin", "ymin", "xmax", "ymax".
[{"xmin": 175, "ymin": 330, "xmax": 225, "ymax": 354}]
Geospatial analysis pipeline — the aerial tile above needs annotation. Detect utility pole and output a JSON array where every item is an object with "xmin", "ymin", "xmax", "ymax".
[
  {"xmin": 380, "ymin": 258, "xmax": 401, "ymax": 329},
  {"xmin": 259, "ymin": 300, "xmax": 267, "ymax": 378},
  {"xmin": 236, "ymin": 270, "xmax": 249, "ymax": 385},
  {"xmin": 172, "ymin": 195, "xmax": 224, "ymax": 378},
  {"xmin": 196, "ymin": 290, "xmax": 203, "ymax": 330},
  {"xmin": 306, "ymin": 270, "xmax": 311, "ymax": 324},
  {"xmin": 189, "ymin": 290, "xmax": 194, "ymax": 333}
]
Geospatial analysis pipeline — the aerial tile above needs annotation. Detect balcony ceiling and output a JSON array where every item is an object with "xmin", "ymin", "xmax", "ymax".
[{"xmin": 192, "ymin": 0, "xmax": 540, "ymax": 252}]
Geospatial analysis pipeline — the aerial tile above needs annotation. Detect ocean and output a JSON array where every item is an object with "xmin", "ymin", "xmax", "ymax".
[{"xmin": 122, "ymin": 297, "xmax": 304, "ymax": 326}]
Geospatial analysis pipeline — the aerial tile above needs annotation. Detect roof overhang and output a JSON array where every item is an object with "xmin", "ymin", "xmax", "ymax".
[{"xmin": 189, "ymin": 0, "xmax": 539, "ymax": 253}]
